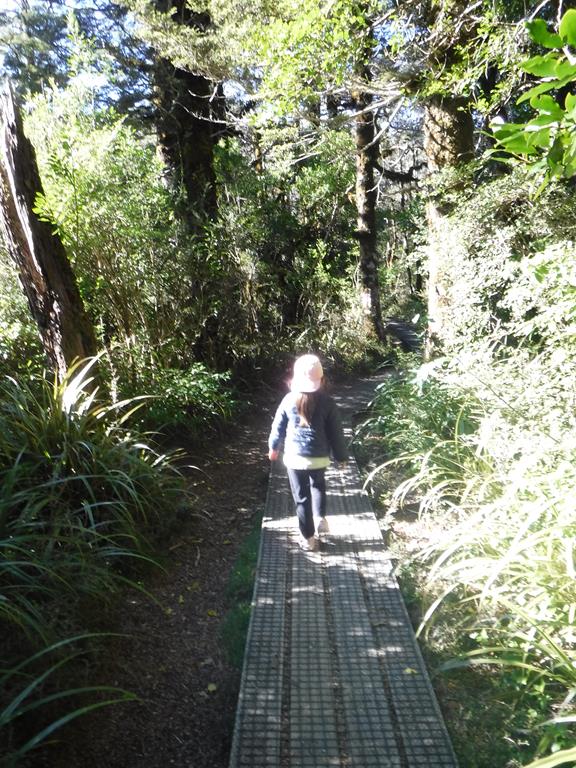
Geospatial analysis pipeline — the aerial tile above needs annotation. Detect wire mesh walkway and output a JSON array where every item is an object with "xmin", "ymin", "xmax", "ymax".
[{"xmin": 228, "ymin": 376, "xmax": 458, "ymax": 768}]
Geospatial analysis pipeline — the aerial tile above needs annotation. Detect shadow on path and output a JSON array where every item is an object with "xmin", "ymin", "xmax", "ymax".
[{"xmin": 228, "ymin": 374, "xmax": 458, "ymax": 768}]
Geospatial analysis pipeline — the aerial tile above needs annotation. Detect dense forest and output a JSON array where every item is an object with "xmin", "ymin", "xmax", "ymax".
[{"xmin": 1, "ymin": 1, "xmax": 576, "ymax": 766}]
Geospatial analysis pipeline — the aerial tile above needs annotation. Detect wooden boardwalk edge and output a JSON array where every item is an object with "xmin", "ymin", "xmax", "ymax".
[{"xmin": 228, "ymin": 376, "xmax": 459, "ymax": 768}]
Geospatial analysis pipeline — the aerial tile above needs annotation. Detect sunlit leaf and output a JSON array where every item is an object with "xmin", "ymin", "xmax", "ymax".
[
  {"xmin": 529, "ymin": 94, "xmax": 564, "ymax": 119},
  {"xmin": 522, "ymin": 53, "xmax": 561, "ymax": 77},
  {"xmin": 526, "ymin": 20, "xmax": 563, "ymax": 49},
  {"xmin": 559, "ymin": 8, "xmax": 576, "ymax": 46}
]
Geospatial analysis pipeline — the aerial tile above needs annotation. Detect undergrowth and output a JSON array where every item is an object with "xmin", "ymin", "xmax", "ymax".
[
  {"xmin": 0, "ymin": 359, "xmax": 189, "ymax": 765},
  {"xmin": 220, "ymin": 512, "xmax": 262, "ymax": 670},
  {"xmin": 358, "ymin": 171, "xmax": 576, "ymax": 768}
]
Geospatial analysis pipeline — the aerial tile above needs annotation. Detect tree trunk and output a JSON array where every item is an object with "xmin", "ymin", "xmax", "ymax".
[
  {"xmin": 423, "ymin": 95, "xmax": 474, "ymax": 172},
  {"xmin": 0, "ymin": 84, "xmax": 97, "ymax": 380},
  {"xmin": 352, "ymin": 77, "xmax": 385, "ymax": 342},
  {"xmin": 153, "ymin": 1, "xmax": 223, "ymax": 230},
  {"xmin": 423, "ymin": 95, "xmax": 474, "ymax": 357}
]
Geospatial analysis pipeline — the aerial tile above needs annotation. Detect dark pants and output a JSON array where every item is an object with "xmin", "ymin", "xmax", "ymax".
[{"xmin": 286, "ymin": 467, "xmax": 327, "ymax": 539}]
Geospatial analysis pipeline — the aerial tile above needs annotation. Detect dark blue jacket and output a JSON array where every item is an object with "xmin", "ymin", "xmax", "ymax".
[{"xmin": 268, "ymin": 391, "xmax": 348, "ymax": 462}]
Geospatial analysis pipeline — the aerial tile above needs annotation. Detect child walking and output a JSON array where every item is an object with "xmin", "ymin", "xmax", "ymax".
[{"xmin": 268, "ymin": 354, "xmax": 348, "ymax": 551}]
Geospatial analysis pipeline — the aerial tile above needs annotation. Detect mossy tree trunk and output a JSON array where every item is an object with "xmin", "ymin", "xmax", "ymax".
[
  {"xmin": 0, "ymin": 84, "xmax": 97, "ymax": 380},
  {"xmin": 152, "ymin": 1, "xmax": 224, "ymax": 230},
  {"xmin": 352, "ymin": 81, "xmax": 385, "ymax": 341},
  {"xmin": 351, "ymin": 5, "xmax": 385, "ymax": 343},
  {"xmin": 423, "ymin": 95, "xmax": 474, "ymax": 357}
]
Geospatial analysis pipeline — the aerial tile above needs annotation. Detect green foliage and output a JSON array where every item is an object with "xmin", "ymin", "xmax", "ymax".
[
  {"xmin": 394, "ymin": 0, "xmax": 534, "ymax": 113},
  {"xmin": 220, "ymin": 514, "xmax": 261, "ymax": 669},
  {"xmin": 418, "ymin": 165, "xmax": 576, "ymax": 352},
  {"xmin": 0, "ymin": 359, "xmax": 186, "ymax": 760},
  {"xmin": 490, "ymin": 9, "xmax": 576, "ymax": 187},
  {"xmin": 141, "ymin": 365, "xmax": 235, "ymax": 433},
  {"xmin": 253, "ymin": 0, "xmax": 378, "ymax": 116},
  {"xmin": 124, "ymin": 0, "xmax": 251, "ymax": 82},
  {"xmin": 0, "ymin": 250, "xmax": 44, "ymax": 379},
  {"xmin": 0, "ymin": 359, "xmax": 185, "ymax": 550},
  {"xmin": 359, "ymin": 164, "xmax": 576, "ymax": 764},
  {"xmin": 0, "ymin": 0, "xmax": 70, "ymax": 96},
  {"xmin": 0, "ymin": 2, "xmax": 148, "ymax": 114},
  {"xmin": 358, "ymin": 365, "xmax": 478, "ymax": 469},
  {"xmin": 20, "ymin": 72, "xmax": 250, "ymax": 403},
  {"xmin": 15, "ymin": 67, "xmax": 373, "ymax": 395},
  {"xmin": 129, "ymin": 0, "xmax": 382, "ymax": 115},
  {"xmin": 208, "ymin": 132, "xmax": 372, "ymax": 369},
  {"xmin": 1, "ymin": 636, "xmax": 136, "ymax": 767},
  {"xmin": 26, "ymin": 82, "xmax": 191, "ymax": 376}
]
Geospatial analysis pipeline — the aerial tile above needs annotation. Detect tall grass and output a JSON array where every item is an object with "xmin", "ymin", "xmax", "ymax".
[
  {"xmin": 359, "ymin": 356, "xmax": 576, "ymax": 764},
  {"xmin": 1, "ymin": 636, "xmax": 137, "ymax": 767},
  {"xmin": 0, "ymin": 359, "xmax": 187, "ymax": 762}
]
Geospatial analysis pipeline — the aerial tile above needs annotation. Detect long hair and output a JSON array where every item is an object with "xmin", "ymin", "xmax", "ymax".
[{"xmin": 296, "ymin": 391, "xmax": 318, "ymax": 427}]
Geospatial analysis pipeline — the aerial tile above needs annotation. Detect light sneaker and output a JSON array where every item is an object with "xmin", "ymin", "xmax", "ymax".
[
  {"xmin": 299, "ymin": 534, "xmax": 318, "ymax": 551},
  {"xmin": 316, "ymin": 517, "xmax": 330, "ymax": 536}
]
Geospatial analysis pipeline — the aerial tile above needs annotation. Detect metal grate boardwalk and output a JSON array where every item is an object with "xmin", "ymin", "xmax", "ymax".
[{"xmin": 228, "ymin": 376, "xmax": 458, "ymax": 768}]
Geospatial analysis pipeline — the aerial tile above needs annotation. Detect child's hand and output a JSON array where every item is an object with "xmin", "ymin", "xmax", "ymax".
[{"xmin": 268, "ymin": 449, "xmax": 279, "ymax": 461}]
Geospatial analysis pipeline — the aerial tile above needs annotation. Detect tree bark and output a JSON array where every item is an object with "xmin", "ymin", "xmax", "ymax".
[
  {"xmin": 152, "ymin": 1, "xmax": 224, "ymax": 230},
  {"xmin": 423, "ymin": 95, "xmax": 474, "ymax": 172},
  {"xmin": 0, "ymin": 84, "xmax": 97, "ymax": 380},
  {"xmin": 352, "ymin": 76, "xmax": 386, "ymax": 342},
  {"xmin": 423, "ymin": 95, "xmax": 474, "ymax": 357}
]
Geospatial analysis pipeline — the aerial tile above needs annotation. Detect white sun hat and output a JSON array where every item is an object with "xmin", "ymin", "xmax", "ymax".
[{"xmin": 291, "ymin": 354, "xmax": 324, "ymax": 393}]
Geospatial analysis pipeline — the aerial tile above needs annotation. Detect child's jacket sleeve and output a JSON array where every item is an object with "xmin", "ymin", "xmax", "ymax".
[
  {"xmin": 268, "ymin": 397, "xmax": 289, "ymax": 452},
  {"xmin": 268, "ymin": 392, "xmax": 348, "ymax": 461}
]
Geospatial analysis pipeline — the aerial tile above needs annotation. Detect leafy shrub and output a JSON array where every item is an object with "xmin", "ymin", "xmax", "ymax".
[
  {"xmin": 359, "ymin": 363, "xmax": 477, "ymax": 459},
  {"xmin": 0, "ymin": 359, "xmax": 187, "ymax": 762},
  {"xmin": 359, "ymin": 168, "xmax": 576, "ymax": 764},
  {"xmin": 208, "ymin": 131, "xmax": 369, "ymax": 370},
  {"xmin": 26, "ymin": 85, "xmax": 196, "ymax": 379},
  {"xmin": 0, "ymin": 360, "xmax": 185, "ymax": 550},
  {"xmin": 1, "ymin": 636, "xmax": 136, "ymax": 767},
  {"xmin": 0, "ymin": 248, "xmax": 44, "ymax": 379},
  {"xmin": 490, "ymin": 9, "xmax": 576, "ymax": 188},
  {"xmin": 140, "ymin": 364, "xmax": 235, "ymax": 432}
]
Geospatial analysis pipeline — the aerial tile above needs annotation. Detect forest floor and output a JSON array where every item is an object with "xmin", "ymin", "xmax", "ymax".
[{"xmin": 42, "ymin": 383, "xmax": 280, "ymax": 768}]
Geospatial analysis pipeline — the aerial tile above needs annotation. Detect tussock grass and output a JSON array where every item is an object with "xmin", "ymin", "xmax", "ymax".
[
  {"xmin": 0, "ymin": 359, "xmax": 188, "ymax": 763},
  {"xmin": 359, "ymin": 360, "xmax": 576, "ymax": 765},
  {"xmin": 357, "ymin": 168, "xmax": 576, "ymax": 766}
]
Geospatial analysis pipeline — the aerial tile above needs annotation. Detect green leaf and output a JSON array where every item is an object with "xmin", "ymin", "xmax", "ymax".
[
  {"xmin": 559, "ymin": 8, "xmax": 576, "ymax": 46},
  {"xmin": 524, "ymin": 746, "xmax": 576, "ymax": 768},
  {"xmin": 529, "ymin": 94, "xmax": 563, "ymax": 118},
  {"xmin": 526, "ymin": 114, "xmax": 558, "ymax": 128},
  {"xmin": 522, "ymin": 53, "xmax": 561, "ymax": 77},
  {"xmin": 526, "ymin": 20, "xmax": 563, "ymax": 49},
  {"xmin": 518, "ymin": 81, "xmax": 560, "ymax": 104},
  {"xmin": 15, "ymin": 697, "xmax": 134, "ymax": 758},
  {"xmin": 548, "ymin": 135, "xmax": 568, "ymax": 167},
  {"xmin": 554, "ymin": 60, "xmax": 576, "ymax": 79},
  {"xmin": 525, "ymin": 126, "xmax": 552, "ymax": 150},
  {"xmin": 517, "ymin": 74, "xmax": 575, "ymax": 104},
  {"xmin": 534, "ymin": 264, "xmax": 550, "ymax": 283},
  {"xmin": 564, "ymin": 93, "xmax": 576, "ymax": 115},
  {"xmin": 496, "ymin": 132, "xmax": 539, "ymax": 155}
]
